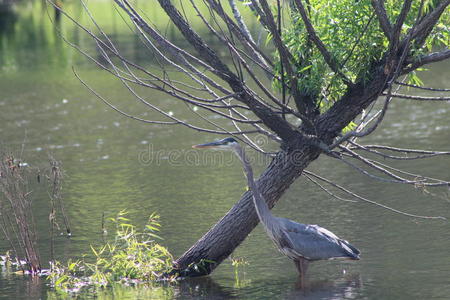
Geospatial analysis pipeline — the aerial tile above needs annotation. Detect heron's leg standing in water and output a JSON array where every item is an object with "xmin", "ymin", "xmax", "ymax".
[
  {"xmin": 294, "ymin": 258, "xmax": 309, "ymax": 289},
  {"xmin": 294, "ymin": 258, "xmax": 309, "ymax": 278}
]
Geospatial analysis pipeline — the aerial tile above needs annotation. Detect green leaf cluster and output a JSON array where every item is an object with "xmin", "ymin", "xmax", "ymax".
[
  {"xmin": 276, "ymin": 0, "xmax": 386, "ymax": 107},
  {"xmin": 385, "ymin": 0, "xmax": 449, "ymax": 55},
  {"xmin": 48, "ymin": 210, "xmax": 173, "ymax": 294},
  {"xmin": 273, "ymin": 0, "xmax": 449, "ymax": 112}
]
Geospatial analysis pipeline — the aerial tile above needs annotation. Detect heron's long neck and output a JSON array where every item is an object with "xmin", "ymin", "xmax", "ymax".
[{"xmin": 235, "ymin": 146, "xmax": 273, "ymax": 228}]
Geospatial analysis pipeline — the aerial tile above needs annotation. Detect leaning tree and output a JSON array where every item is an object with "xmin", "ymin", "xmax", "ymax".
[{"xmin": 54, "ymin": 0, "xmax": 450, "ymax": 277}]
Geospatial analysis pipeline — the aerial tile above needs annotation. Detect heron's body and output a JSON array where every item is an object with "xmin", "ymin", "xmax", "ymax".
[
  {"xmin": 270, "ymin": 217, "xmax": 360, "ymax": 261},
  {"xmin": 193, "ymin": 137, "xmax": 360, "ymax": 278}
]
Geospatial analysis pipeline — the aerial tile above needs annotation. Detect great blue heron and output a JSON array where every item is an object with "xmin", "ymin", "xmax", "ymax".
[{"xmin": 193, "ymin": 137, "xmax": 360, "ymax": 278}]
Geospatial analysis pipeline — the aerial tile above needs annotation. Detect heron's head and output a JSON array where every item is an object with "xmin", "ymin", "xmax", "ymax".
[{"xmin": 192, "ymin": 137, "xmax": 239, "ymax": 151}]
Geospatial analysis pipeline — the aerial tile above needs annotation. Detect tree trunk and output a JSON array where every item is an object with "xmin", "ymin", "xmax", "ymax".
[
  {"xmin": 169, "ymin": 66, "xmax": 389, "ymax": 278},
  {"xmin": 171, "ymin": 145, "xmax": 321, "ymax": 277}
]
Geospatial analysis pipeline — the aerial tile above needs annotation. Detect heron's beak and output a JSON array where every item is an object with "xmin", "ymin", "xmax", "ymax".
[{"xmin": 192, "ymin": 140, "xmax": 225, "ymax": 149}]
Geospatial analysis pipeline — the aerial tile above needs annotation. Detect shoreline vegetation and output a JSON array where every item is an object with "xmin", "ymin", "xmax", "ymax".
[
  {"xmin": 48, "ymin": 210, "xmax": 174, "ymax": 294},
  {"xmin": 0, "ymin": 152, "xmax": 174, "ymax": 294},
  {"xmin": 0, "ymin": 211, "xmax": 174, "ymax": 294},
  {"xmin": 0, "ymin": 152, "xmax": 45, "ymax": 274},
  {"xmin": 0, "ymin": 150, "xmax": 249, "ymax": 295}
]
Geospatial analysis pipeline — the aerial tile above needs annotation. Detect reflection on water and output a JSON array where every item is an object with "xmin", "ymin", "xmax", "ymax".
[
  {"xmin": 0, "ymin": 4, "xmax": 17, "ymax": 37},
  {"xmin": 1, "ymin": 1, "xmax": 450, "ymax": 300},
  {"xmin": 173, "ymin": 274, "xmax": 363, "ymax": 299},
  {"xmin": 286, "ymin": 273, "xmax": 362, "ymax": 300},
  {"xmin": 41, "ymin": 273, "xmax": 363, "ymax": 300}
]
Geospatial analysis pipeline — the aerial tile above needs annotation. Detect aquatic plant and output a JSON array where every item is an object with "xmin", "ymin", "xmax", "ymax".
[
  {"xmin": 0, "ymin": 153, "xmax": 41, "ymax": 274},
  {"xmin": 48, "ymin": 210, "xmax": 174, "ymax": 293},
  {"xmin": 0, "ymin": 151, "xmax": 70, "ymax": 275},
  {"xmin": 230, "ymin": 256, "xmax": 250, "ymax": 288}
]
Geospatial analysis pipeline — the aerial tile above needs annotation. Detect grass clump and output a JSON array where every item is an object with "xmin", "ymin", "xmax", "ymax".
[
  {"xmin": 0, "ymin": 153, "xmax": 41, "ymax": 274},
  {"xmin": 230, "ymin": 256, "xmax": 250, "ymax": 288},
  {"xmin": 49, "ymin": 210, "xmax": 174, "ymax": 293}
]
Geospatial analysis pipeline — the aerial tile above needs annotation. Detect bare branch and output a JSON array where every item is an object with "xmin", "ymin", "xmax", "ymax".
[
  {"xmin": 338, "ymin": 147, "xmax": 422, "ymax": 185},
  {"xmin": 371, "ymin": 0, "xmax": 392, "ymax": 39},
  {"xmin": 249, "ymin": 0, "xmax": 269, "ymax": 28},
  {"xmin": 157, "ymin": 0, "xmax": 235, "ymax": 80},
  {"xmin": 52, "ymin": 0, "xmax": 238, "ymax": 115},
  {"xmin": 228, "ymin": 0, "xmax": 253, "ymax": 42},
  {"xmin": 355, "ymin": 144, "xmax": 450, "ymax": 155},
  {"xmin": 115, "ymin": 1, "xmax": 232, "ymax": 95},
  {"xmin": 384, "ymin": 93, "xmax": 450, "ymax": 101},
  {"xmin": 206, "ymin": 0, "xmax": 274, "ymax": 71},
  {"xmin": 328, "ymin": 151, "xmax": 408, "ymax": 184},
  {"xmin": 189, "ymin": 2, "xmax": 309, "ymax": 128},
  {"xmin": 347, "ymin": 141, "xmax": 450, "ymax": 160},
  {"xmin": 403, "ymin": 49, "xmax": 450, "ymax": 73},
  {"xmin": 363, "ymin": 157, "xmax": 450, "ymax": 187},
  {"xmin": 255, "ymin": 0, "xmax": 318, "ymax": 120},
  {"xmin": 304, "ymin": 172, "xmax": 357, "ymax": 203},
  {"xmin": 156, "ymin": 0, "xmax": 299, "ymax": 141},
  {"xmin": 395, "ymin": 81, "xmax": 450, "ymax": 92},
  {"xmin": 411, "ymin": 0, "xmax": 450, "ymax": 44},
  {"xmin": 183, "ymin": 102, "xmax": 274, "ymax": 148},
  {"xmin": 189, "ymin": 2, "xmax": 278, "ymax": 106},
  {"xmin": 338, "ymin": 146, "xmax": 450, "ymax": 187},
  {"xmin": 73, "ymin": 69, "xmax": 177, "ymax": 126},
  {"xmin": 258, "ymin": 0, "xmax": 295, "ymax": 71},
  {"xmin": 328, "ymin": 95, "xmax": 391, "ymax": 150},
  {"xmin": 304, "ymin": 171, "xmax": 446, "ymax": 220},
  {"xmin": 392, "ymin": 0, "xmax": 413, "ymax": 45},
  {"xmin": 93, "ymin": 36, "xmax": 258, "ymax": 123},
  {"xmin": 74, "ymin": 68, "xmax": 258, "ymax": 136}
]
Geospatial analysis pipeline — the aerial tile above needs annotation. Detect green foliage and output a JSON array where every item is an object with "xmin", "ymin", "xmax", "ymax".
[
  {"xmin": 406, "ymin": 70, "xmax": 425, "ymax": 87},
  {"xmin": 230, "ymin": 256, "xmax": 250, "ymax": 288},
  {"xmin": 273, "ymin": 0, "xmax": 449, "ymax": 112},
  {"xmin": 384, "ymin": 0, "xmax": 449, "ymax": 52},
  {"xmin": 342, "ymin": 121, "xmax": 357, "ymax": 134},
  {"xmin": 275, "ymin": 0, "xmax": 386, "ymax": 106},
  {"xmin": 48, "ymin": 210, "xmax": 173, "ymax": 294}
]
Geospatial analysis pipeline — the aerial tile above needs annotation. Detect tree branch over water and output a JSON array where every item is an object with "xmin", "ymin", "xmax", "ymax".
[{"xmin": 49, "ymin": 0, "xmax": 450, "ymax": 277}]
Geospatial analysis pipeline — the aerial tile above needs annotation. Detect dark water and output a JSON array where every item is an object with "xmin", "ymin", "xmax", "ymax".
[{"xmin": 1, "ymin": 1, "xmax": 450, "ymax": 299}]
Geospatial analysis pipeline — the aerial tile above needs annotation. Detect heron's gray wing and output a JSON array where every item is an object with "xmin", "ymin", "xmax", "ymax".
[
  {"xmin": 307, "ymin": 224, "xmax": 360, "ymax": 257},
  {"xmin": 276, "ymin": 218, "xmax": 360, "ymax": 260}
]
